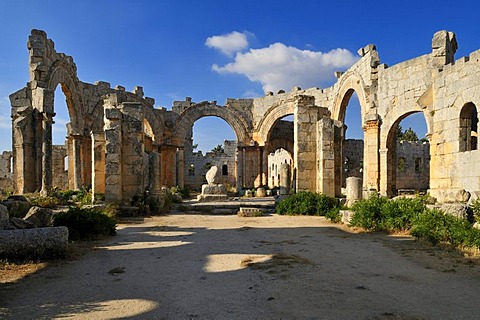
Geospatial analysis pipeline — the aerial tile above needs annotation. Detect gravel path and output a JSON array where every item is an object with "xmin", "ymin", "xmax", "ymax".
[{"xmin": 1, "ymin": 214, "xmax": 480, "ymax": 319}]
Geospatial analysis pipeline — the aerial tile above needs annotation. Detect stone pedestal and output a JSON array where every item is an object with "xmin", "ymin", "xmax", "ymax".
[{"xmin": 197, "ymin": 184, "xmax": 228, "ymax": 202}]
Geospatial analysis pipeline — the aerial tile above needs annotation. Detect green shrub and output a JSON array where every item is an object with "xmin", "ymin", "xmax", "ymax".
[
  {"xmin": 325, "ymin": 207, "xmax": 341, "ymax": 223},
  {"xmin": 411, "ymin": 209, "xmax": 480, "ymax": 248},
  {"xmin": 53, "ymin": 207, "xmax": 116, "ymax": 241},
  {"xmin": 349, "ymin": 194, "xmax": 388, "ymax": 230},
  {"xmin": 276, "ymin": 191, "xmax": 339, "ymax": 216},
  {"xmin": 379, "ymin": 197, "xmax": 426, "ymax": 231}
]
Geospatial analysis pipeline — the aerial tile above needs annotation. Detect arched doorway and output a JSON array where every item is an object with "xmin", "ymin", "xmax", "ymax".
[
  {"xmin": 184, "ymin": 116, "xmax": 238, "ymax": 192},
  {"xmin": 265, "ymin": 115, "xmax": 294, "ymax": 193},
  {"xmin": 385, "ymin": 112, "xmax": 429, "ymax": 196}
]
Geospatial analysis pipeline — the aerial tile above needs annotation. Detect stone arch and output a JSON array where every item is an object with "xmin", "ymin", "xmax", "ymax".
[
  {"xmin": 382, "ymin": 110, "xmax": 430, "ymax": 196},
  {"xmin": 172, "ymin": 103, "xmax": 250, "ymax": 145},
  {"xmin": 332, "ymin": 71, "xmax": 370, "ymax": 124},
  {"xmin": 46, "ymin": 60, "xmax": 85, "ymax": 135},
  {"xmin": 255, "ymin": 100, "xmax": 295, "ymax": 146},
  {"xmin": 143, "ymin": 105, "xmax": 165, "ymax": 145}
]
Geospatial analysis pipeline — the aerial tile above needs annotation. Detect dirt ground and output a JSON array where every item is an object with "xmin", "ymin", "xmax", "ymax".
[{"xmin": 1, "ymin": 213, "xmax": 480, "ymax": 319}]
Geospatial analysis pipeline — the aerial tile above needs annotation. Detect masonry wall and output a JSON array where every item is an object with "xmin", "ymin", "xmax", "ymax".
[{"xmin": 0, "ymin": 151, "xmax": 13, "ymax": 192}]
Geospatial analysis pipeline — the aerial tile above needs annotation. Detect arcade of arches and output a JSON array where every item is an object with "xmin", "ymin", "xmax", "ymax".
[{"xmin": 8, "ymin": 29, "xmax": 480, "ymax": 204}]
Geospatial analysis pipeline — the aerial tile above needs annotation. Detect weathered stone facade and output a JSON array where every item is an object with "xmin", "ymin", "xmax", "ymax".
[
  {"xmin": 7, "ymin": 29, "xmax": 480, "ymax": 203},
  {"xmin": 0, "ymin": 151, "xmax": 13, "ymax": 191}
]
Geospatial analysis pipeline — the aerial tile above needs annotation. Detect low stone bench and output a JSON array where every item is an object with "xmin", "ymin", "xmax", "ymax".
[{"xmin": 0, "ymin": 226, "xmax": 69, "ymax": 259}]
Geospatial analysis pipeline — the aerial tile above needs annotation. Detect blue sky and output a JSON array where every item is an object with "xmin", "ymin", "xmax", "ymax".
[{"xmin": 1, "ymin": 1, "xmax": 480, "ymax": 152}]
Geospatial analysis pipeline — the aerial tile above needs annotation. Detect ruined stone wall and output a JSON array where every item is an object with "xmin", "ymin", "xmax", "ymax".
[
  {"xmin": 52, "ymin": 145, "xmax": 68, "ymax": 190},
  {"xmin": 395, "ymin": 141, "xmax": 430, "ymax": 191},
  {"xmin": 430, "ymin": 49, "xmax": 480, "ymax": 201}
]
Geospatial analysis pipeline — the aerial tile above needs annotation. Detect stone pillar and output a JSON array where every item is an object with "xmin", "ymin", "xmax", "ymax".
[
  {"xmin": 104, "ymin": 107, "xmax": 122, "ymax": 203},
  {"xmin": 294, "ymin": 96, "xmax": 320, "ymax": 192},
  {"xmin": 379, "ymin": 147, "xmax": 389, "ymax": 197},
  {"xmin": 176, "ymin": 147, "xmax": 185, "ymax": 188},
  {"xmin": 91, "ymin": 132, "xmax": 105, "ymax": 197},
  {"xmin": 40, "ymin": 111, "xmax": 55, "ymax": 196},
  {"xmin": 10, "ymin": 102, "xmax": 36, "ymax": 193},
  {"xmin": 363, "ymin": 118, "xmax": 380, "ymax": 196},
  {"xmin": 160, "ymin": 145, "xmax": 177, "ymax": 187},
  {"xmin": 236, "ymin": 147, "xmax": 244, "ymax": 191},
  {"xmin": 120, "ymin": 102, "xmax": 145, "ymax": 202},
  {"xmin": 261, "ymin": 145, "xmax": 268, "ymax": 186},
  {"xmin": 346, "ymin": 177, "xmax": 362, "ymax": 207},
  {"xmin": 149, "ymin": 150, "xmax": 161, "ymax": 196},
  {"xmin": 334, "ymin": 121, "xmax": 344, "ymax": 197},
  {"xmin": 316, "ymin": 116, "xmax": 335, "ymax": 197},
  {"xmin": 71, "ymin": 134, "xmax": 83, "ymax": 190},
  {"xmin": 279, "ymin": 162, "xmax": 291, "ymax": 195},
  {"xmin": 243, "ymin": 146, "xmax": 261, "ymax": 189}
]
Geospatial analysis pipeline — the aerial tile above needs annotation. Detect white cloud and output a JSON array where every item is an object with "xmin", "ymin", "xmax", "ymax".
[
  {"xmin": 205, "ymin": 31, "xmax": 249, "ymax": 56},
  {"xmin": 212, "ymin": 42, "xmax": 359, "ymax": 93}
]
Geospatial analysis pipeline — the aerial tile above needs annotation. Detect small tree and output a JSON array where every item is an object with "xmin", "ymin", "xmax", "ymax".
[
  {"xmin": 396, "ymin": 125, "xmax": 419, "ymax": 142},
  {"xmin": 211, "ymin": 144, "xmax": 224, "ymax": 155}
]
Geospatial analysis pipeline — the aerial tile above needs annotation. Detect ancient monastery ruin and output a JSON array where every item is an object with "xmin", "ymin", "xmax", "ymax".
[{"xmin": 6, "ymin": 29, "xmax": 480, "ymax": 204}]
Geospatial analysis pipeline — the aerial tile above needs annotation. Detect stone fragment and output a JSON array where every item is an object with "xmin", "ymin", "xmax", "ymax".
[
  {"xmin": 24, "ymin": 206, "xmax": 54, "ymax": 228},
  {"xmin": 205, "ymin": 166, "xmax": 220, "ymax": 185},
  {"xmin": 0, "ymin": 226, "xmax": 68, "ymax": 259},
  {"xmin": 3, "ymin": 200, "xmax": 31, "ymax": 218},
  {"xmin": 9, "ymin": 217, "xmax": 34, "ymax": 229},
  {"xmin": 440, "ymin": 203, "xmax": 471, "ymax": 220}
]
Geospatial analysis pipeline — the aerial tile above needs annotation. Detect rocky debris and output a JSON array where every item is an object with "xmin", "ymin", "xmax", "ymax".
[
  {"xmin": 24, "ymin": 206, "xmax": 54, "ymax": 228},
  {"xmin": 2, "ymin": 198, "xmax": 31, "ymax": 218},
  {"xmin": 9, "ymin": 217, "xmax": 34, "ymax": 229},
  {"xmin": 0, "ymin": 204, "xmax": 8, "ymax": 230},
  {"xmin": 0, "ymin": 226, "xmax": 68, "ymax": 259}
]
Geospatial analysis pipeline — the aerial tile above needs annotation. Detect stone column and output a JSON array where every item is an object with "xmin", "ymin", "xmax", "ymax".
[
  {"xmin": 363, "ymin": 118, "xmax": 380, "ymax": 196},
  {"xmin": 261, "ymin": 144, "xmax": 269, "ymax": 187},
  {"xmin": 104, "ymin": 107, "xmax": 122, "ymax": 203},
  {"xmin": 346, "ymin": 177, "xmax": 362, "ymax": 207},
  {"xmin": 316, "ymin": 116, "xmax": 335, "ymax": 197},
  {"xmin": 279, "ymin": 163, "xmax": 291, "ymax": 195},
  {"xmin": 41, "ymin": 111, "xmax": 55, "ymax": 196},
  {"xmin": 11, "ymin": 103, "xmax": 36, "ymax": 193},
  {"xmin": 149, "ymin": 150, "xmax": 161, "ymax": 196},
  {"xmin": 177, "ymin": 147, "xmax": 185, "ymax": 188},
  {"xmin": 91, "ymin": 132, "xmax": 106, "ymax": 197},
  {"xmin": 235, "ymin": 147, "xmax": 243, "ymax": 191},
  {"xmin": 378, "ymin": 147, "xmax": 389, "ymax": 197},
  {"xmin": 236, "ymin": 147, "xmax": 244, "ymax": 191},
  {"xmin": 71, "ymin": 134, "xmax": 83, "ymax": 190}
]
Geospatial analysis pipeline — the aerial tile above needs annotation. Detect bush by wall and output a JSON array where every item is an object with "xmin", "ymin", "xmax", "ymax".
[
  {"xmin": 53, "ymin": 207, "xmax": 116, "ymax": 241},
  {"xmin": 276, "ymin": 191, "xmax": 339, "ymax": 217},
  {"xmin": 411, "ymin": 209, "xmax": 480, "ymax": 248}
]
